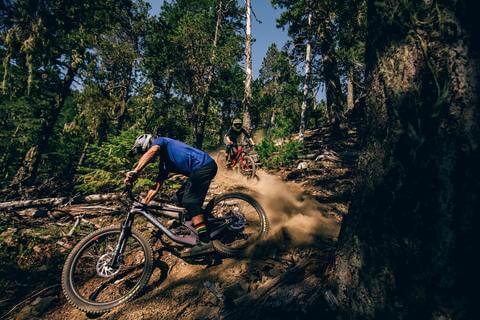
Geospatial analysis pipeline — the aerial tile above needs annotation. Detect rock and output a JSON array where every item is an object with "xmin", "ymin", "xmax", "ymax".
[{"xmin": 297, "ymin": 161, "xmax": 309, "ymax": 170}]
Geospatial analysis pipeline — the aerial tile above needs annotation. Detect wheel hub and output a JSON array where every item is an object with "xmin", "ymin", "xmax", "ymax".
[
  {"xmin": 227, "ymin": 209, "xmax": 246, "ymax": 231},
  {"xmin": 96, "ymin": 252, "xmax": 122, "ymax": 278}
]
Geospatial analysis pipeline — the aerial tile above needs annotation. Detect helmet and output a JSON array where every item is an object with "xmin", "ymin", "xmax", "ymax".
[
  {"xmin": 232, "ymin": 118, "xmax": 242, "ymax": 132},
  {"xmin": 130, "ymin": 134, "xmax": 153, "ymax": 155}
]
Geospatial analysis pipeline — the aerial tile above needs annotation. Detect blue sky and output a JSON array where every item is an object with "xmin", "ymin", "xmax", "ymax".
[{"xmin": 147, "ymin": 0, "xmax": 289, "ymax": 79}]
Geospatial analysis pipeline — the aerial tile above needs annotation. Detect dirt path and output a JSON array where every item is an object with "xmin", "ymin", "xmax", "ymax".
[
  {"xmin": 3, "ymin": 124, "xmax": 358, "ymax": 319},
  {"xmin": 43, "ymin": 163, "xmax": 342, "ymax": 320}
]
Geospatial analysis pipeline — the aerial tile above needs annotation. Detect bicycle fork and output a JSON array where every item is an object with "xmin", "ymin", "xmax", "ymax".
[{"xmin": 109, "ymin": 211, "xmax": 135, "ymax": 268}]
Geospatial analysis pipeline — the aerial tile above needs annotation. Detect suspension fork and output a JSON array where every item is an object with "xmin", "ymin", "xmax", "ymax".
[{"xmin": 110, "ymin": 210, "xmax": 135, "ymax": 267}]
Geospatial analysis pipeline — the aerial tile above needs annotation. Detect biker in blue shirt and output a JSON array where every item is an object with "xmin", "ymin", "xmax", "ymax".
[{"xmin": 124, "ymin": 134, "xmax": 217, "ymax": 256}]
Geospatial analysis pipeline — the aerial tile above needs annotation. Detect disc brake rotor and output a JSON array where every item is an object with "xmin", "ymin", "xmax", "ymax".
[
  {"xmin": 96, "ymin": 252, "xmax": 122, "ymax": 278},
  {"xmin": 227, "ymin": 207, "xmax": 247, "ymax": 231}
]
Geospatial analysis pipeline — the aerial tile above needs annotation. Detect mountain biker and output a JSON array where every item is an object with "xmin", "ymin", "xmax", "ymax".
[
  {"xmin": 124, "ymin": 134, "xmax": 217, "ymax": 256},
  {"xmin": 224, "ymin": 118, "xmax": 255, "ymax": 166}
]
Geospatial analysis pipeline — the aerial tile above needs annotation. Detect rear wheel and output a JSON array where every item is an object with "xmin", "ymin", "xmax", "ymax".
[
  {"xmin": 61, "ymin": 226, "xmax": 153, "ymax": 314},
  {"xmin": 207, "ymin": 192, "xmax": 269, "ymax": 257}
]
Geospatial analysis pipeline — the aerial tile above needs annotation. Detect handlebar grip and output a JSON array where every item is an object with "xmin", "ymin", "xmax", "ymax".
[{"xmin": 123, "ymin": 185, "xmax": 136, "ymax": 201}]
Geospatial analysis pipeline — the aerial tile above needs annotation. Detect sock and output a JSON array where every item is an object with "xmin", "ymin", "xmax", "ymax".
[{"xmin": 194, "ymin": 222, "xmax": 210, "ymax": 243}]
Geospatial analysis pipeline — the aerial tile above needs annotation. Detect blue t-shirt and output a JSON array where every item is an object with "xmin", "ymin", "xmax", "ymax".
[{"xmin": 152, "ymin": 137, "xmax": 213, "ymax": 180}]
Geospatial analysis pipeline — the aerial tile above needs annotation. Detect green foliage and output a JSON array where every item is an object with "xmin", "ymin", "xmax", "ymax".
[
  {"xmin": 0, "ymin": 0, "xmax": 314, "ymax": 197},
  {"xmin": 256, "ymin": 136, "xmax": 302, "ymax": 169},
  {"xmin": 253, "ymin": 44, "xmax": 302, "ymax": 131},
  {"xmin": 76, "ymin": 129, "xmax": 158, "ymax": 194}
]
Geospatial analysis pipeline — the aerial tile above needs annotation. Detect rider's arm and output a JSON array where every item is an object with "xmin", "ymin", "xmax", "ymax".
[
  {"xmin": 242, "ymin": 128, "xmax": 255, "ymax": 145},
  {"xmin": 143, "ymin": 180, "xmax": 162, "ymax": 204},
  {"xmin": 134, "ymin": 145, "xmax": 160, "ymax": 173},
  {"xmin": 225, "ymin": 129, "xmax": 233, "ymax": 145},
  {"xmin": 124, "ymin": 145, "xmax": 160, "ymax": 185}
]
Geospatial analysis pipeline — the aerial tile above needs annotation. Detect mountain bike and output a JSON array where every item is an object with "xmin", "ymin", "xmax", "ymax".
[
  {"xmin": 61, "ymin": 185, "xmax": 269, "ymax": 314},
  {"xmin": 217, "ymin": 143, "xmax": 258, "ymax": 178}
]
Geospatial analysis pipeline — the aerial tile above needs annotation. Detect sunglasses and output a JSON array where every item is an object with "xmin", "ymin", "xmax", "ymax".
[{"xmin": 233, "ymin": 124, "xmax": 242, "ymax": 128}]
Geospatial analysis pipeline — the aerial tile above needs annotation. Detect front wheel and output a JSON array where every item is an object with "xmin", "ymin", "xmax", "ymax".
[
  {"xmin": 207, "ymin": 192, "xmax": 269, "ymax": 257},
  {"xmin": 61, "ymin": 226, "xmax": 153, "ymax": 314},
  {"xmin": 239, "ymin": 155, "xmax": 256, "ymax": 179}
]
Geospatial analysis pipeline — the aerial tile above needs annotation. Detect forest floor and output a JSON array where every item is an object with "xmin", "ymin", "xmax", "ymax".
[{"xmin": 1, "ymin": 124, "xmax": 359, "ymax": 320}]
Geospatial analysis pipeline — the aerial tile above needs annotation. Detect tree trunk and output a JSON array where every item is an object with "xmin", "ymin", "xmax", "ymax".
[
  {"xmin": 0, "ymin": 124, "xmax": 20, "ymax": 179},
  {"xmin": 319, "ymin": 16, "xmax": 343, "ymax": 134},
  {"xmin": 194, "ymin": 0, "xmax": 223, "ymax": 148},
  {"xmin": 115, "ymin": 76, "xmax": 132, "ymax": 133},
  {"xmin": 0, "ymin": 192, "xmax": 123, "ymax": 210},
  {"xmin": 11, "ymin": 54, "xmax": 80, "ymax": 189},
  {"xmin": 243, "ymin": 0, "xmax": 252, "ymax": 130},
  {"xmin": 346, "ymin": 67, "xmax": 354, "ymax": 111},
  {"xmin": 299, "ymin": 12, "xmax": 313, "ymax": 139},
  {"xmin": 327, "ymin": 1, "xmax": 479, "ymax": 319}
]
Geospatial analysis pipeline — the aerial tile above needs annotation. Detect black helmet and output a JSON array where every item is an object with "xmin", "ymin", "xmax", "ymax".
[
  {"xmin": 232, "ymin": 118, "xmax": 242, "ymax": 132},
  {"xmin": 130, "ymin": 134, "xmax": 153, "ymax": 155}
]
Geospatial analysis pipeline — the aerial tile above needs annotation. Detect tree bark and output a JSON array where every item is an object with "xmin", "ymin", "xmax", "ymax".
[
  {"xmin": 0, "ymin": 192, "xmax": 122, "ymax": 210},
  {"xmin": 242, "ymin": 0, "xmax": 252, "ymax": 130},
  {"xmin": 327, "ymin": 1, "xmax": 479, "ymax": 319},
  {"xmin": 11, "ymin": 53, "xmax": 80, "ymax": 189},
  {"xmin": 299, "ymin": 12, "xmax": 313, "ymax": 139},
  {"xmin": 319, "ymin": 15, "xmax": 343, "ymax": 134},
  {"xmin": 346, "ymin": 67, "xmax": 354, "ymax": 111},
  {"xmin": 194, "ymin": 0, "xmax": 223, "ymax": 148}
]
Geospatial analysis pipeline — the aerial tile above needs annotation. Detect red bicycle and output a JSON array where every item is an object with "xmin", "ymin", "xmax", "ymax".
[{"xmin": 217, "ymin": 143, "xmax": 257, "ymax": 178}]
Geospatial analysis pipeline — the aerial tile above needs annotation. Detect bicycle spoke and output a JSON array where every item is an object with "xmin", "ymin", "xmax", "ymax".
[
  {"xmin": 70, "ymin": 231, "xmax": 147, "ymax": 304},
  {"xmin": 211, "ymin": 196, "xmax": 263, "ymax": 249}
]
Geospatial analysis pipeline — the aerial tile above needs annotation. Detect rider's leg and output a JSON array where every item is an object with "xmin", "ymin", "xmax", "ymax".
[
  {"xmin": 181, "ymin": 161, "xmax": 218, "ymax": 252},
  {"xmin": 226, "ymin": 145, "xmax": 236, "ymax": 168},
  {"xmin": 226, "ymin": 145, "xmax": 233, "ymax": 166}
]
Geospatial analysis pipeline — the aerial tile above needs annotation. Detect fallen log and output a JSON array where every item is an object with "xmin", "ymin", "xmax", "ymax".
[{"xmin": 0, "ymin": 193, "xmax": 122, "ymax": 211}]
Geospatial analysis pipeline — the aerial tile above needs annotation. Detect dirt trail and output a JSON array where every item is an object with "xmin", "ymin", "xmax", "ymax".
[
  {"xmin": 43, "ymin": 161, "xmax": 341, "ymax": 320},
  {"xmin": 2, "ymin": 124, "xmax": 358, "ymax": 319}
]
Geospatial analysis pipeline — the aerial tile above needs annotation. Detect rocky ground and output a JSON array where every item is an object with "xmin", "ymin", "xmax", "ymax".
[{"xmin": 0, "ymin": 124, "xmax": 358, "ymax": 320}]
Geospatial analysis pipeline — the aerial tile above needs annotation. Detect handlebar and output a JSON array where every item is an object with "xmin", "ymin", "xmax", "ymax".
[{"xmin": 229, "ymin": 142, "xmax": 254, "ymax": 148}]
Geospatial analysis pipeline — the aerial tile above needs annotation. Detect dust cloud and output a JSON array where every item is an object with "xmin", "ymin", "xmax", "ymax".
[{"xmin": 212, "ymin": 163, "xmax": 340, "ymax": 248}]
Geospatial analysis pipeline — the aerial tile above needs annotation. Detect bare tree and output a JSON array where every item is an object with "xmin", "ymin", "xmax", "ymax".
[
  {"xmin": 242, "ymin": 0, "xmax": 252, "ymax": 130},
  {"xmin": 299, "ymin": 12, "xmax": 313, "ymax": 139}
]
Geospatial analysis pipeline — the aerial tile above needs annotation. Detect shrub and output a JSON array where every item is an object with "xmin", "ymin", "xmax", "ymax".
[
  {"xmin": 76, "ymin": 129, "xmax": 159, "ymax": 194},
  {"xmin": 256, "ymin": 136, "xmax": 302, "ymax": 169}
]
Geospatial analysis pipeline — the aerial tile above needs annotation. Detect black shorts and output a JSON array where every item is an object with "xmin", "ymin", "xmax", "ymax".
[{"xmin": 176, "ymin": 161, "xmax": 217, "ymax": 219}]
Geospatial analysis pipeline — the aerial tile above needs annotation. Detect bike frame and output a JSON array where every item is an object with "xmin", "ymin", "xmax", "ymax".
[
  {"xmin": 230, "ymin": 145, "xmax": 245, "ymax": 167},
  {"xmin": 110, "ymin": 198, "xmax": 232, "ymax": 266}
]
